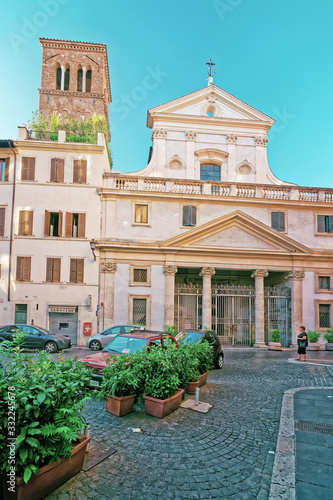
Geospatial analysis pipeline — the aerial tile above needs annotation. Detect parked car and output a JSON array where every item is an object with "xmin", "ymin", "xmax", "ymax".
[
  {"xmin": 86, "ymin": 324, "xmax": 145, "ymax": 350},
  {"xmin": 80, "ymin": 331, "xmax": 179, "ymax": 387},
  {"xmin": 0, "ymin": 324, "xmax": 72, "ymax": 353},
  {"xmin": 175, "ymin": 329, "xmax": 224, "ymax": 369}
]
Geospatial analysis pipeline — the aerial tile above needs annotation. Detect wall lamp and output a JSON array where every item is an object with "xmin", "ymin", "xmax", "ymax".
[{"xmin": 90, "ymin": 239, "xmax": 97, "ymax": 260}]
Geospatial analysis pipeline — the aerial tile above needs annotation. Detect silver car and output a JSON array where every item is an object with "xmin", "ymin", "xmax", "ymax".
[{"xmin": 86, "ymin": 325, "xmax": 145, "ymax": 350}]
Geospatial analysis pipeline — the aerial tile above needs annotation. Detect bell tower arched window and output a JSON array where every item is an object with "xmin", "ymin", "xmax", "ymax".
[
  {"xmin": 64, "ymin": 64, "xmax": 70, "ymax": 91},
  {"xmin": 86, "ymin": 66, "xmax": 92, "ymax": 92},
  {"xmin": 56, "ymin": 63, "xmax": 61, "ymax": 90},
  {"xmin": 77, "ymin": 65, "xmax": 83, "ymax": 91}
]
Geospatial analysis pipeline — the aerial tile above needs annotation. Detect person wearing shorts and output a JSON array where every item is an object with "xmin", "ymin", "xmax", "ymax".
[{"xmin": 297, "ymin": 325, "xmax": 308, "ymax": 361}]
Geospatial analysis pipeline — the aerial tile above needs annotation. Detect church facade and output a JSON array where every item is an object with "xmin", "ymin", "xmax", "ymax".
[{"xmin": 1, "ymin": 38, "xmax": 332, "ymax": 347}]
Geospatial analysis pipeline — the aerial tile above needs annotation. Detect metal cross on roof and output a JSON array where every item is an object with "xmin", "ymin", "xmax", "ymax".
[{"xmin": 206, "ymin": 59, "xmax": 216, "ymax": 77}]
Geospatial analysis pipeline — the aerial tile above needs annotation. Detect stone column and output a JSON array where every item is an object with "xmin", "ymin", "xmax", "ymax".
[
  {"xmin": 285, "ymin": 271, "xmax": 305, "ymax": 348},
  {"xmin": 200, "ymin": 267, "xmax": 215, "ymax": 329},
  {"xmin": 82, "ymin": 67, "xmax": 87, "ymax": 92},
  {"xmin": 251, "ymin": 269, "xmax": 269, "ymax": 347},
  {"xmin": 60, "ymin": 65, "xmax": 65, "ymax": 91},
  {"xmin": 163, "ymin": 265, "xmax": 177, "ymax": 327},
  {"xmin": 100, "ymin": 261, "xmax": 117, "ymax": 329}
]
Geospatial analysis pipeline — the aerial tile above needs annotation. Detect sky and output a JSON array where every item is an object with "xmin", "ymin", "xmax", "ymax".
[{"xmin": 1, "ymin": 0, "xmax": 332, "ymax": 188}]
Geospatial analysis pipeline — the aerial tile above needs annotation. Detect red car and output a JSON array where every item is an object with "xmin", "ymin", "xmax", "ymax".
[{"xmin": 80, "ymin": 330, "xmax": 179, "ymax": 387}]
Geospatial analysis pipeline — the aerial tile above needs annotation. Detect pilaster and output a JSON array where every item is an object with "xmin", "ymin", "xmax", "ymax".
[
  {"xmin": 251, "ymin": 269, "xmax": 269, "ymax": 347},
  {"xmin": 163, "ymin": 265, "xmax": 177, "ymax": 327},
  {"xmin": 200, "ymin": 267, "xmax": 215, "ymax": 329},
  {"xmin": 100, "ymin": 260, "xmax": 117, "ymax": 329}
]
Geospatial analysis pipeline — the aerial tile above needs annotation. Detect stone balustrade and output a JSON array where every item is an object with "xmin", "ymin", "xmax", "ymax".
[{"xmin": 104, "ymin": 174, "xmax": 333, "ymax": 203}]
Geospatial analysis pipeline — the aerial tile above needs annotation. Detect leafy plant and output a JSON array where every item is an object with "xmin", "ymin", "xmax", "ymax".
[
  {"xmin": 0, "ymin": 335, "xmax": 92, "ymax": 483},
  {"xmin": 139, "ymin": 346, "xmax": 180, "ymax": 400},
  {"xmin": 97, "ymin": 353, "xmax": 142, "ymax": 398},
  {"xmin": 324, "ymin": 330, "xmax": 333, "ymax": 343},
  {"xmin": 269, "ymin": 329, "xmax": 282, "ymax": 343},
  {"xmin": 182, "ymin": 341, "xmax": 214, "ymax": 377},
  {"xmin": 308, "ymin": 331, "xmax": 320, "ymax": 343},
  {"xmin": 164, "ymin": 325, "xmax": 177, "ymax": 335}
]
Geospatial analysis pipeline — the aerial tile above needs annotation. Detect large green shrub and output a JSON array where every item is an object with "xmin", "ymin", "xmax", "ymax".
[
  {"xmin": 97, "ymin": 353, "xmax": 143, "ymax": 398},
  {"xmin": 307, "ymin": 331, "xmax": 321, "ymax": 343},
  {"xmin": 269, "ymin": 329, "xmax": 282, "ymax": 343},
  {"xmin": 325, "ymin": 330, "xmax": 333, "ymax": 343},
  {"xmin": 139, "ymin": 346, "xmax": 180, "ymax": 400},
  {"xmin": 0, "ymin": 338, "xmax": 92, "ymax": 483}
]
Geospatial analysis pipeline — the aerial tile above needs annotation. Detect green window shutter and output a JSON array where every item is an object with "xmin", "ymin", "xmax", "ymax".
[
  {"xmin": 190, "ymin": 206, "xmax": 197, "ymax": 226},
  {"xmin": 279, "ymin": 212, "xmax": 285, "ymax": 231},
  {"xmin": 317, "ymin": 215, "xmax": 325, "ymax": 232},
  {"xmin": 329, "ymin": 215, "xmax": 333, "ymax": 233}
]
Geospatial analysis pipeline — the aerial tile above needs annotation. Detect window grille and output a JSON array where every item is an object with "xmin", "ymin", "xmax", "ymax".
[
  {"xmin": 133, "ymin": 298, "xmax": 146, "ymax": 325},
  {"xmin": 318, "ymin": 276, "xmax": 330, "ymax": 290},
  {"xmin": 133, "ymin": 269, "xmax": 147, "ymax": 283},
  {"xmin": 319, "ymin": 304, "xmax": 330, "ymax": 328}
]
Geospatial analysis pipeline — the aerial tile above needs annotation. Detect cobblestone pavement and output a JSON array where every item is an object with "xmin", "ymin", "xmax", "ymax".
[{"xmin": 45, "ymin": 350, "xmax": 333, "ymax": 500}]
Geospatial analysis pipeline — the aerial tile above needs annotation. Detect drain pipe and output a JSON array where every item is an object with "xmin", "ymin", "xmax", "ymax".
[{"xmin": 8, "ymin": 141, "xmax": 17, "ymax": 302}]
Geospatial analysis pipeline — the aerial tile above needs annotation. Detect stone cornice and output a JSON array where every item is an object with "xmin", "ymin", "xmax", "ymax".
[{"xmin": 39, "ymin": 88, "xmax": 105, "ymax": 99}]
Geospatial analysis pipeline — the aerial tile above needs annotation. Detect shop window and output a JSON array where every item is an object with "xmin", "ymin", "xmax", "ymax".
[
  {"xmin": 44, "ymin": 210, "xmax": 63, "ymax": 237},
  {"xmin": 134, "ymin": 204, "xmax": 148, "ymax": 224},
  {"xmin": 50, "ymin": 158, "xmax": 64, "ymax": 182},
  {"xmin": 65, "ymin": 212, "xmax": 86, "ymax": 237},
  {"xmin": 18, "ymin": 211, "xmax": 33, "ymax": 236},
  {"xmin": 317, "ymin": 215, "xmax": 333, "ymax": 233},
  {"xmin": 21, "ymin": 157, "xmax": 35, "ymax": 181},
  {"xmin": 0, "ymin": 208, "xmax": 5, "ymax": 236},
  {"xmin": 200, "ymin": 164, "xmax": 220, "ymax": 182},
  {"xmin": 73, "ymin": 159, "xmax": 87, "ymax": 184},
  {"xmin": 46, "ymin": 258, "xmax": 61, "ymax": 282},
  {"xmin": 70, "ymin": 259, "xmax": 84, "ymax": 283},
  {"xmin": 16, "ymin": 257, "xmax": 31, "ymax": 281},
  {"xmin": 271, "ymin": 212, "xmax": 285, "ymax": 232},
  {"xmin": 182, "ymin": 206, "xmax": 197, "ymax": 227},
  {"xmin": 0, "ymin": 158, "xmax": 9, "ymax": 181}
]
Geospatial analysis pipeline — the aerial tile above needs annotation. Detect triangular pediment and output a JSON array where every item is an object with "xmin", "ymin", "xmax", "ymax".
[
  {"xmin": 147, "ymin": 85, "xmax": 275, "ymax": 127},
  {"xmin": 161, "ymin": 211, "xmax": 311, "ymax": 253}
]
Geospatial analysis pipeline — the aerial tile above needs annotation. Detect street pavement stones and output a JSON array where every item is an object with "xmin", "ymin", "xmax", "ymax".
[{"xmin": 43, "ymin": 349, "xmax": 333, "ymax": 500}]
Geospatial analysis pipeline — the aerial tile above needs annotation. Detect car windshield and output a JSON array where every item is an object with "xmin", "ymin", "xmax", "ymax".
[
  {"xmin": 31, "ymin": 326, "xmax": 53, "ymax": 335},
  {"xmin": 176, "ymin": 331, "xmax": 204, "ymax": 343},
  {"xmin": 104, "ymin": 335, "xmax": 148, "ymax": 354}
]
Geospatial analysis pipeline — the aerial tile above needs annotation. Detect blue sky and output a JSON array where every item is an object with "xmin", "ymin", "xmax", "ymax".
[{"xmin": 1, "ymin": 0, "xmax": 332, "ymax": 187}]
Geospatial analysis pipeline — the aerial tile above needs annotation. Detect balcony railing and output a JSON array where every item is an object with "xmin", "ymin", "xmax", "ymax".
[{"xmin": 105, "ymin": 174, "xmax": 333, "ymax": 203}]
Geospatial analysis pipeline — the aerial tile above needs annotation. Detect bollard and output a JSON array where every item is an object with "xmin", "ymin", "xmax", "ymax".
[
  {"xmin": 195, "ymin": 387, "xmax": 199, "ymax": 406},
  {"xmin": 84, "ymin": 424, "xmax": 90, "ymax": 452}
]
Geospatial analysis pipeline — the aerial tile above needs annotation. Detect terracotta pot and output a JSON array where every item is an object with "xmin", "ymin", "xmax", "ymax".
[
  {"xmin": 307, "ymin": 342, "xmax": 320, "ymax": 351},
  {"xmin": 325, "ymin": 343, "xmax": 333, "ymax": 351},
  {"xmin": 105, "ymin": 394, "xmax": 136, "ymax": 417},
  {"xmin": 268, "ymin": 342, "xmax": 281, "ymax": 351},
  {"xmin": 144, "ymin": 389, "xmax": 184, "ymax": 418},
  {"xmin": 2, "ymin": 435, "xmax": 90, "ymax": 500},
  {"xmin": 186, "ymin": 372, "xmax": 209, "ymax": 393}
]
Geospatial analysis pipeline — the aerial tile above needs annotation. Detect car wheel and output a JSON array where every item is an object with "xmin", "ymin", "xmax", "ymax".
[
  {"xmin": 215, "ymin": 353, "xmax": 224, "ymax": 369},
  {"xmin": 90, "ymin": 340, "xmax": 102, "ymax": 351},
  {"xmin": 44, "ymin": 341, "xmax": 57, "ymax": 353}
]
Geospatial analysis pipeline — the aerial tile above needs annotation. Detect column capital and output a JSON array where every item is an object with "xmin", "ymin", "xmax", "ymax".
[
  {"xmin": 284, "ymin": 270, "xmax": 305, "ymax": 281},
  {"xmin": 251, "ymin": 269, "xmax": 268, "ymax": 279},
  {"xmin": 101, "ymin": 261, "xmax": 117, "ymax": 273},
  {"xmin": 200, "ymin": 267, "xmax": 215, "ymax": 277},
  {"xmin": 163, "ymin": 265, "xmax": 177, "ymax": 276}
]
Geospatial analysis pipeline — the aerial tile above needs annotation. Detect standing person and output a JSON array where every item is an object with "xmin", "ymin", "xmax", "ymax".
[{"xmin": 297, "ymin": 326, "xmax": 308, "ymax": 361}]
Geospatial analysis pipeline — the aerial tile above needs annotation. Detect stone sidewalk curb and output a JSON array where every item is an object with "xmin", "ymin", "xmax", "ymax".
[
  {"xmin": 268, "ymin": 386, "xmax": 332, "ymax": 500},
  {"xmin": 288, "ymin": 358, "xmax": 333, "ymax": 367}
]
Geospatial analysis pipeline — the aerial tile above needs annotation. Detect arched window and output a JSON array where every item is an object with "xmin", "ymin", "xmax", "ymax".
[
  {"xmin": 56, "ymin": 63, "xmax": 61, "ymax": 90},
  {"xmin": 86, "ymin": 66, "xmax": 92, "ymax": 92},
  {"xmin": 200, "ymin": 164, "xmax": 221, "ymax": 182},
  {"xmin": 77, "ymin": 65, "xmax": 83, "ymax": 92},
  {"xmin": 64, "ymin": 64, "xmax": 70, "ymax": 91}
]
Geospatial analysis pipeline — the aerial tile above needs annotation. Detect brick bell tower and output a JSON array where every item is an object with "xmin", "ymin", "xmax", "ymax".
[{"xmin": 38, "ymin": 38, "xmax": 111, "ymax": 138}]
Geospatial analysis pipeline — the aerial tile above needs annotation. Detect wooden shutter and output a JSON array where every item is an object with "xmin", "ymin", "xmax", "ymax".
[
  {"xmin": 77, "ymin": 259, "xmax": 84, "ymax": 283},
  {"xmin": 66, "ymin": 212, "xmax": 73, "ymax": 237},
  {"xmin": 58, "ymin": 211, "xmax": 63, "ymax": 237},
  {"xmin": 53, "ymin": 258, "xmax": 61, "ymax": 282},
  {"xmin": 0, "ymin": 208, "xmax": 4, "ymax": 236},
  {"xmin": 317, "ymin": 215, "xmax": 325, "ymax": 233},
  {"xmin": 279, "ymin": 212, "xmax": 285, "ymax": 232},
  {"xmin": 78, "ymin": 213, "xmax": 86, "ymax": 238},
  {"xmin": 73, "ymin": 160, "xmax": 79, "ymax": 183},
  {"xmin": 19, "ymin": 211, "xmax": 24, "ymax": 235},
  {"xmin": 46, "ymin": 258, "xmax": 53, "ymax": 282},
  {"xmin": 70, "ymin": 259, "xmax": 76, "ymax": 283},
  {"xmin": 57, "ymin": 159, "xmax": 64, "ymax": 182},
  {"xmin": 190, "ymin": 206, "xmax": 197, "ymax": 226},
  {"xmin": 80, "ymin": 160, "xmax": 87, "ymax": 183},
  {"xmin": 44, "ymin": 210, "xmax": 50, "ymax": 236},
  {"xmin": 16, "ymin": 257, "xmax": 23, "ymax": 280},
  {"xmin": 21, "ymin": 157, "xmax": 28, "ymax": 180},
  {"xmin": 5, "ymin": 158, "xmax": 10, "ymax": 181},
  {"xmin": 50, "ymin": 158, "xmax": 56, "ymax": 182},
  {"xmin": 23, "ymin": 257, "xmax": 31, "ymax": 281}
]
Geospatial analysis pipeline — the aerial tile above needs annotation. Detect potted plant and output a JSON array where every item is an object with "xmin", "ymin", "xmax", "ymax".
[
  {"xmin": 0, "ymin": 335, "xmax": 92, "ymax": 500},
  {"xmin": 268, "ymin": 329, "xmax": 282, "ymax": 350},
  {"xmin": 324, "ymin": 330, "xmax": 333, "ymax": 351},
  {"xmin": 139, "ymin": 345, "xmax": 183, "ymax": 419},
  {"xmin": 97, "ymin": 353, "xmax": 142, "ymax": 416},
  {"xmin": 307, "ymin": 331, "xmax": 321, "ymax": 350},
  {"xmin": 183, "ymin": 341, "xmax": 214, "ymax": 393}
]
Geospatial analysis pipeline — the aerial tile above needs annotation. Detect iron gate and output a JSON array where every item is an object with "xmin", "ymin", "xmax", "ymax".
[{"xmin": 175, "ymin": 283, "xmax": 291, "ymax": 347}]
